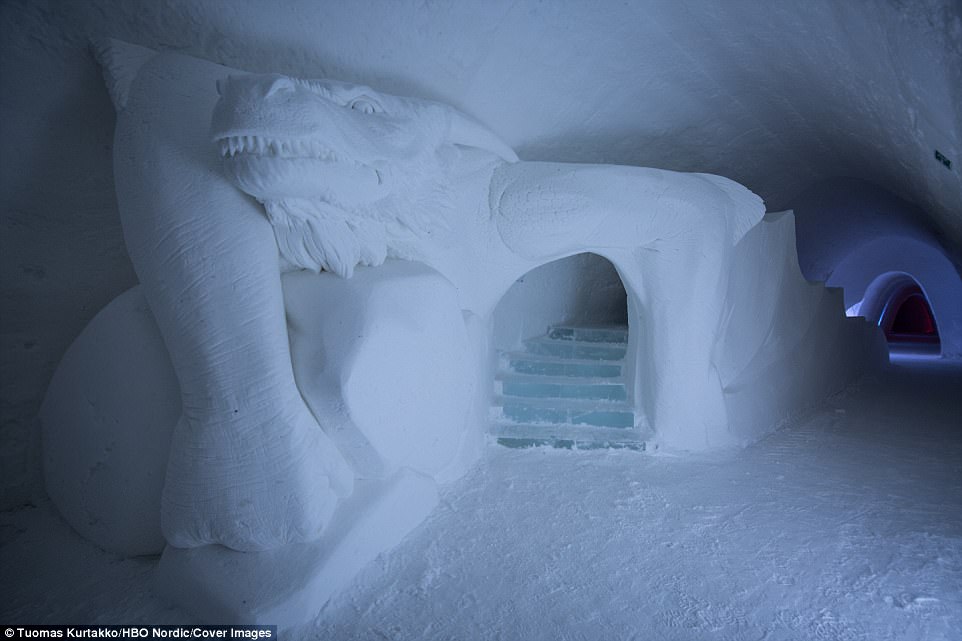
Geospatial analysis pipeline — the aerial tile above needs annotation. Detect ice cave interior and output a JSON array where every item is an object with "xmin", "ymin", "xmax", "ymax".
[{"xmin": 1, "ymin": 1, "xmax": 961, "ymax": 639}]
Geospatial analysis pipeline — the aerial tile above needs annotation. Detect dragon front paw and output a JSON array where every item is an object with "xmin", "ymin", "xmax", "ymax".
[{"xmin": 160, "ymin": 407, "xmax": 354, "ymax": 552}]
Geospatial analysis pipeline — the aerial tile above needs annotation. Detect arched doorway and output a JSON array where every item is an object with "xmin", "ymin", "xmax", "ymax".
[
  {"xmin": 490, "ymin": 253, "xmax": 644, "ymax": 450},
  {"xmin": 855, "ymin": 272, "xmax": 941, "ymax": 357},
  {"xmin": 879, "ymin": 284, "xmax": 940, "ymax": 348}
]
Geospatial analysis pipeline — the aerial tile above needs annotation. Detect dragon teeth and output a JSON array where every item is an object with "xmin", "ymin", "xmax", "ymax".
[{"xmin": 219, "ymin": 135, "xmax": 340, "ymax": 161}]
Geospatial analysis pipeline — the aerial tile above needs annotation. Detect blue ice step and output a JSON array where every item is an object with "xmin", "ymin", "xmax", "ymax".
[
  {"xmin": 492, "ymin": 423, "xmax": 647, "ymax": 451},
  {"xmin": 524, "ymin": 336, "xmax": 627, "ymax": 361},
  {"xmin": 496, "ymin": 438, "xmax": 645, "ymax": 451},
  {"xmin": 501, "ymin": 352, "xmax": 624, "ymax": 378},
  {"xmin": 497, "ymin": 397, "xmax": 635, "ymax": 428},
  {"xmin": 546, "ymin": 325, "xmax": 628, "ymax": 344},
  {"xmin": 498, "ymin": 374, "xmax": 627, "ymax": 402}
]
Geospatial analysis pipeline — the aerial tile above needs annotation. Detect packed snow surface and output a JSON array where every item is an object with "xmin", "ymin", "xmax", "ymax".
[{"xmin": 3, "ymin": 358, "xmax": 961, "ymax": 640}]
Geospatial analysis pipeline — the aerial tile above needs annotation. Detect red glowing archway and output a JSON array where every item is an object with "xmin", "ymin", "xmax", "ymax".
[{"xmin": 879, "ymin": 283, "xmax": 940, "ymax": 345}]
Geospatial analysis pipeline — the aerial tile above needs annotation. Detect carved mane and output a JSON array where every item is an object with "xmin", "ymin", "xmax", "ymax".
[{"xmin": 262, "ymin": 164, "xmax": 454, "ymax": 277}]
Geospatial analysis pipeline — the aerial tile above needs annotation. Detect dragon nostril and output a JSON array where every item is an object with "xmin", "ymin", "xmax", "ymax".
[{"xmin": 265, "ymin": 76, "xmax": 296, "ymax": 98}]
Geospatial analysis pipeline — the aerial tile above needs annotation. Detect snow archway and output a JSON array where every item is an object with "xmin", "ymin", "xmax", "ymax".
[
  {"xmin": 493, "ymin": 253, "xmax": 629, "ymax": 352},
  {"xmin": 491, "ymin": 254, "xmax": 642, "ymax": 449},
  {"xmin": 831, "ymin": 238, "xmax": 962, "ymax": 360},
  {"xmin": 856, "ymin": 272, "xmax": 942, "ymax": 355}
]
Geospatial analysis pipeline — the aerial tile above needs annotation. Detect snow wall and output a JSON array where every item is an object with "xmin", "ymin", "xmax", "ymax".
[{"xmin": 717, "ymin": 211, "xmax": 887, "ymax": 442}]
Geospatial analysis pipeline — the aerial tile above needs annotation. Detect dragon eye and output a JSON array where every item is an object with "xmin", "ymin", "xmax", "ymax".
[{"xmin": 349, "ymin": 97, "xmax": 379, "ymax": 114}]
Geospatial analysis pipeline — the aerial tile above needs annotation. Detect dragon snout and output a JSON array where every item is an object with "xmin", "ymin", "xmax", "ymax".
[{"xmin": 211, "ymin": 73, "xmax": 348, "ymax": 146}]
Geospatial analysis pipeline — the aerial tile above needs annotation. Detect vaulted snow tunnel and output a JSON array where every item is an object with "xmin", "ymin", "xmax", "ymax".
[
  {"xmin": 489, "ymin": 253, "xmax": 646, "ymax": 450},
  {"xmin": 794, "ymin": 180, "xmax": 962, "ymax": 361}
]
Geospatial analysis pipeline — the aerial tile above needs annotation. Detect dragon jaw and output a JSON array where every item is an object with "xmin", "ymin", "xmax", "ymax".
[
  {"xmin": 215, "ymin": 132, "xmax": 384, "ymax": 207},
  {"xmin": 211, "ymin": 73, "xmax": 455, "ymax": 210}
]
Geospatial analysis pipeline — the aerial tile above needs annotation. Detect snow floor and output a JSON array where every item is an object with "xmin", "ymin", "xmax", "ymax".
[{"xmin": 3, "ymin": 357, "xmax": 961, "ymax": 640}]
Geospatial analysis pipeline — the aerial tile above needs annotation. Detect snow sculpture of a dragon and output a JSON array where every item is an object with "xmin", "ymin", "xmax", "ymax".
[{"xmin": 94, "ymin": 44, "xmax": 764, "ymax": 554}]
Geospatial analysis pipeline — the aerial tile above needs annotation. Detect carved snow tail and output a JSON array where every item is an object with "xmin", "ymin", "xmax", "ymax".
[{"xmin": 91, "ymin": 38, "xmax": 159, "ymax": 111}]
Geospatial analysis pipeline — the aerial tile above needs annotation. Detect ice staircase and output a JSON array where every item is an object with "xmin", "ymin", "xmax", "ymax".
[{"xmin": 492, "ymin": 324, "xmax": 647, "ymax": 450}]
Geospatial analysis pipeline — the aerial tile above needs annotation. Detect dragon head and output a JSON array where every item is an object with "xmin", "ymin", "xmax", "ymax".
[{"xmin": 211, "ymin": 74, "xmax": 516, "ymax": 276}]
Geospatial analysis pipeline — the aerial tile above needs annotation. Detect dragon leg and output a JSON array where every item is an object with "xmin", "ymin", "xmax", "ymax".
[{"xmin": 114, "ymin": 52, "xmax": 352, "ymax": 551}]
